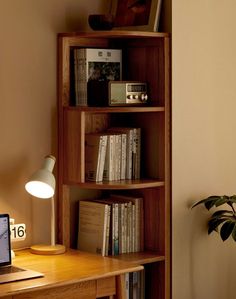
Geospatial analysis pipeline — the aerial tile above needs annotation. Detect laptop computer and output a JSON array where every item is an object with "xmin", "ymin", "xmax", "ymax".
[{"xmin": 0, "ymin": 213, "xmax": 44, "ymax": 284}]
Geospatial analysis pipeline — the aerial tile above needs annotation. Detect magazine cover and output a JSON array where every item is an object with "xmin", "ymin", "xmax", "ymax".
[{"xmin": 74, "ymin": 48, "xmax": 122, "ymax": 106}]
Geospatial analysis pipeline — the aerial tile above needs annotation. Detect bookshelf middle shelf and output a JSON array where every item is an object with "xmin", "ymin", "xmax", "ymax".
[
  {"xmin": 62, "ymin": 108, "xmax": 166, "ymax": 184},
  {"xmin": 63, "ymin": 179, "xmax": 165, "ymax": 190}
]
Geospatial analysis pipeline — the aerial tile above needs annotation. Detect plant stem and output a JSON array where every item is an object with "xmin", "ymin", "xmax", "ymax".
[{"xmin": 229, "ymin": 202, "xmax": 236, "ymax": 215}]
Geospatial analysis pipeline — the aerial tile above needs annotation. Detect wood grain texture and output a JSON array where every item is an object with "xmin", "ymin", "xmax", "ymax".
[
  {"xmin": 0, "ymin": 249, "xmax": 143, "ymax": 298},
  {"xmin": 96, "ymin": 277, "xmax": 116, "ymax": 298},
  {"xmin": 115, "ymin": 274, "xmax": 126, "ymax": 299},
  {"xmin": 14, "ymin": 281, "xmax": 96, "ymax": 299}
]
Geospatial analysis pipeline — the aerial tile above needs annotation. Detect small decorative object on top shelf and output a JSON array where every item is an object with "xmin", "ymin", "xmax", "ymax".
[
  {"xmin": 88, "ymin": 0, "xmax": 114, "ymax": 31},
  {"xmin": 112, "ymin": 0, "xmax": 162, "ymax": 31},
  {"xmin": 88, "ymin": 14, "xmax": 115, "ymax": 31},
  {"xmin": 192, "ymin": 195, "xmax": 236, "ymax": 242}
]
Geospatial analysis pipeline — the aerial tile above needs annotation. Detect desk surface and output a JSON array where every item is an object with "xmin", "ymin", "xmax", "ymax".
[{"xmin": 0, "ymin": 249, "xmax": 143, "ymax": 297}]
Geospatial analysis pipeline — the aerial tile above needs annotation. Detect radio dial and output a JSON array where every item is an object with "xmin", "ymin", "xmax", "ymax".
[
  {"xmin": 134, "ymin": 94, "xmax": 139, "ymax": 100},
  {"xmin": 127, "ymin": 95, "xmax": 133, "ymax": 100},
  {"xmin": 141, "ymin": 93, "xmax": 148, "ymax": 102}
]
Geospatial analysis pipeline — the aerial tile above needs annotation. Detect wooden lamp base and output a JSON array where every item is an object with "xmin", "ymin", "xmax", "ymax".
[{"xmin": 30, "ymin": 244, "xmax": 66, "ymax": 255}]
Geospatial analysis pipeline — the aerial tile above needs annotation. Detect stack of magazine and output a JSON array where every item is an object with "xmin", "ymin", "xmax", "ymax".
[
  {"xmin": 85, "ymin": 127, "xmax": 141, "ymax": 182},
  {"xmin": 77, "ymin": 194, "xmax": 144, "ymax": 257}
]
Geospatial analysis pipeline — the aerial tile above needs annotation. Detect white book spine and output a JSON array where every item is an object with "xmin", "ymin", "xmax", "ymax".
[
  {"xmin": 127, "ymin": 130, "xmax": 133, "ymax": 180},
  {"xmin": 115, "ymin": 134, "xmax": 122, "ymax": 180},
  {"xmin": 98, "ymin": 135, "xmax": 107, "ymax": 182},
  {"xmin": 120, "ymin": 203, "xmax": 125, "ymax": 253},
  {"xmin": 102, "ymin": 204, "xmax": 109, "ymax": 256}
]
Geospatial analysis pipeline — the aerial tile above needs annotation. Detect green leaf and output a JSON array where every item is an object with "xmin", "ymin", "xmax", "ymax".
[
  {"xmin": 208, "ymin": 218, "xmax": 227, "ymax": 234},
  {"xmin": 220, "ymin": 221, "xmax": 236, "ymax": 241},
  {"xmin": 204, "ymin": 196, "xmax": 227, "ymax": 210},
  {"xmin": 211, "ymin": 210, "xmax": 233, "ymax": 218},
  {"xmin": 229, "ymin": 195, "xmax": 236, "ymax": 203},
  {"xmin": 191, "ymin": 197, "xmax": 212, "ymax": 209},
  {"xmin": 215, "ymin": 197, "xmax": 229, "ymax": 207}
]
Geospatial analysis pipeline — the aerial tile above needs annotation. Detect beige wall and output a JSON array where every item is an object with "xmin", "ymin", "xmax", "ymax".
[
  {"xmin": 0, "ymin": 0, "xmax": 107, "ymax": 248},
  {"xmin": 172, "ymin": 1, "xmax": 236, "ymax": 298},
  {"xmin": 1, "ymin": 0, "xmax": 235, "ymax": 298}
]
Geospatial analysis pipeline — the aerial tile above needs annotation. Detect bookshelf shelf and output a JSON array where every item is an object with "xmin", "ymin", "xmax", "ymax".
[
  {"xmin": 57, "ymin": 31, "xmax": 170, "ymax": 299},
  {"xmin": 112, "ymin": 251, "xmax": 166, "ymax": 265},
  {"xmin": 66, "ymin": 179, "xmax": 165, "ymax": 190}
]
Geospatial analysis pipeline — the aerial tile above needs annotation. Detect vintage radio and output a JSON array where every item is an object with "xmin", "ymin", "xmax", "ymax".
[
  {"xmin": 87, "ymin": 81, "xmax": 148, "ymax": 107},
  {"xmin": 108, "ymin": 81, "xmax": 148, "ymax": 106}
]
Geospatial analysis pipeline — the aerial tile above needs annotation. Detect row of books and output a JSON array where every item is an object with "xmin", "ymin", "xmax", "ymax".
[
  {"xmin": 125, "ymin": 271, "xmax": 145, "ymax": 299},
  {"xmin": 77, "ymin": 194, "xmax": 144, "ymax": 257},
  {"xmin": 85, "ymin": 127, "xmax": 141, "ymax": 182},
  {"xmin": 73, "ymin": 48, "xmax": 122, "ymax": 106}
]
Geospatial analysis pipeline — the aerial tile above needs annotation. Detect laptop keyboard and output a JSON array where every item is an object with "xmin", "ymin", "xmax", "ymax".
[{"xmin": 0, "ymin": 266, "xmax": 24, "ymax": 275}]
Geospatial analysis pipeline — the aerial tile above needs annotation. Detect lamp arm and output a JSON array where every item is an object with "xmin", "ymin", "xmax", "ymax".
[{"xmin": 51, "ymin": 196, "xmax": 55, "ymax": 246}]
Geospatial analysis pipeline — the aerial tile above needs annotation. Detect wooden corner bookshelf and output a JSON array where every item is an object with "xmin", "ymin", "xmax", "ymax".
[{"xmin": 57, "ymin": 31, "xmax": 170, "ymax": 299}]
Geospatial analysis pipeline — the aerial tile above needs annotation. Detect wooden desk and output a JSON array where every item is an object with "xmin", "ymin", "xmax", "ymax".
[{"xmin": 0, "ymin": 249, "xmax": 143, "ymax": 299}]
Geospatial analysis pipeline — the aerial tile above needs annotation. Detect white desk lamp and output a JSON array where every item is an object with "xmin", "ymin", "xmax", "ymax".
[{"xmin": 25, "ymin": 155, "xmax": 65, "ymax": 255}]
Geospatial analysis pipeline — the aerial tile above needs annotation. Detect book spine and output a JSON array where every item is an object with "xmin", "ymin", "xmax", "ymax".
[
  {"xmin": 116, "ymin": 134, "xmax": 122, "ymax": 180},
  {"xmin": 120, "ymin": 133, "xmax": 127, "ymax": 180},
  {"xmin": 132, "ymin": 203, "xmax": 136, "ymax": 253},
  {"xmin": 77, "ymin": 48, "xmax": 87, "ymax": 106},
  {"xmin": 129, "ymin": 272, "xmax": 133, "ymax": 299},
  {"xmin": 73, "ymin": 49, "xmax": 79, "ymax": 106},
  {"xmin": 98, "ymin": 135, "xmax": 108, "ymax": 182},
  {"xmin": 123, "ymin": 203, "xmax": 128, "ymax": 254},
  {"xmin": 120, "ymin": 203, "xmax": 125, "ymax": 253},
  {"xmin": 105, "ymin": 205, "xmax": 111, "ymax": 256},
  {"xmin": 135, "ymin": 199, "xmax": 140, "ymax": 252},
  {"xmin": 134, "ymin": 128, "xmax": 141, "ymax": 179},
  {"xmin": 102, "ymin": 204, "xmax": 109, "ymax": 256},
  {"xmin": 103, "ymin": 135, "xmax": 114, "ymax": 181},
  {"xmin": 125, "ymin": 273, "xmax": 130, "ymax": 299},
  {"xmin": 114, "ymin": 203, "xmax": 119, "ymax": 255},
  {"xmin": 127, "ymin": 130, "xmax": 133, "ymax": 180},
  {"xmin": 126, "ymin": 202, "xmax": 132, "ymax": 253}
]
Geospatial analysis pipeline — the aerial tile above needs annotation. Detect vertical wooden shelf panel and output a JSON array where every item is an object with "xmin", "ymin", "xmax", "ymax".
[{"xmin": 57, "ymin": 31, "xmax": 170, "ymax": 299}]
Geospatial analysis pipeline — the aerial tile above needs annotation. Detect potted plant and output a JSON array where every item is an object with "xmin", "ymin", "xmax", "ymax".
[{"xmin": 192, "ymin": 195, "xmax": 236, "ymax": 241}]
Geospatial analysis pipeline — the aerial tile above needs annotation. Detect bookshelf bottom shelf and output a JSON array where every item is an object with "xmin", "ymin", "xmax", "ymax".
[{"xmin": 110, "ymin": 251, "xmax": 165, "ymax": 265}]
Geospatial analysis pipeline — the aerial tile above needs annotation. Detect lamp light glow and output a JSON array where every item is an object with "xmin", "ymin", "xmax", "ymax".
[
  {"xmin": 25, "ymin": 180, "xmax": 55, "ymax": 199},
  {"xmin": 25, "ymin": 155, "xmax": 65, "ymax": 255}
]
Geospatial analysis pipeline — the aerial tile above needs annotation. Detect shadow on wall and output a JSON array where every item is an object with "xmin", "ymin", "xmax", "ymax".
[
  {"xmin": 0, "ymin": 155, "xmax": 28, "ymax": 195},
  {"xmin": 47, "ymin": 1, "xmax": 108, "ymax": 33}
]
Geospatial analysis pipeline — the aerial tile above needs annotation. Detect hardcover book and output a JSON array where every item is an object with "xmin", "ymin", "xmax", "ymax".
[
  {"xmin": 85, "ymin": 133, "xmax": 108, "ymax": 182},
  {"xmin": 78, "ymin": 200, "xmax": 110, "ymax": 256}
]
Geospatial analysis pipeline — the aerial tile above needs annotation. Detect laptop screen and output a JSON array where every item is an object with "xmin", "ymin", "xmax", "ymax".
[{"xmin": 0, "ymin": 214, "xmax": 11, "ymax": 266}]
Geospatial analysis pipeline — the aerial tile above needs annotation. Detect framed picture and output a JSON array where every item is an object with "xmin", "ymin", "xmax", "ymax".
[{"xmin": 111, "ymin": 0, "xmax": 162, "ymax": 32}]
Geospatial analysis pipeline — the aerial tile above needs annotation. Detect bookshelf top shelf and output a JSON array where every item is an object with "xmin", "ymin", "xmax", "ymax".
[
  {"xmin": 64, "ymin": 106, "xmax": 165, "ymax": 113},
  {"xmin": 58, "ymin": 30, "xmax": 170, "ymax": 39}
]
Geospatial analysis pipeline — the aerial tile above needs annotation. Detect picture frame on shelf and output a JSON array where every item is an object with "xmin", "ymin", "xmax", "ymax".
[{"xmin": 111, "ymin": 0, "xmax": 162, "ymax": 32}]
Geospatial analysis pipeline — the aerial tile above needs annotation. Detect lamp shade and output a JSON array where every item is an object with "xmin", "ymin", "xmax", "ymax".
[{"xmin": 25, "ymin": 155, "xmax": 56, "ymax": 199}]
